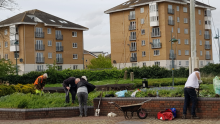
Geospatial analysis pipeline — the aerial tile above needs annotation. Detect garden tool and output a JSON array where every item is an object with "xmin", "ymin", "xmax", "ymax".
[
  {"xmin": 67, "ymin": 84, "xmax": 71, "ymax": 94},
  {"xmin": 95, "ymin": 88, "xmax": 104, "ymax": 116}
]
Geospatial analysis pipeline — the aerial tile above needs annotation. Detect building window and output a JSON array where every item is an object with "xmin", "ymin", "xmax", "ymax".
[
  {"xmin": 179, "ymin": 61, "xmax": 181, "ymax": 66},
  {"xmin": 205, "ymin": 21, "xmax": 211, "ymax": 25},
  {"xmin": 200, "ymin": 51, "xmax": 203, "ymax": 56},
  {"xmin": 177, "ymin": 28, "xmax": 180, "ymax": 33},
  {"xmin": 199, "ymin": 20, "xmax": 201, "ymax": 25},
  {"xmin": 150, "ymin": 16, "xmax": 159, "ymax": 22},
  {"xmin": 141, "ymin": 29, "xmax": 145, "ymax": 35},
  {"xmin": 141, "ymin": 18, "xmax": 144, "ymax": 24},
  {"xmin": 57, "ymin": 65, "xmax": 62, "ymax": 71},
  {"xmin": 178, "ymin": 39, "xmax": 181, "ymax": 44},
  {"xmin": 185, "ymin": 50, "xmax": 189, "ymax": 55},
  {"xmin": 177, "ymin": 6, "xmax": 179, "ymax": 11},
  {"xmin": 73, "ymin": 54, "xmax": 78, "ymax": 59},
  {"xmin": 142, "ymin": 51, "xmax": 146, "ymax": 57},
  {"xmin": 199, "ymin": 30, "xmax": 202, "ymax": 35},
  {"xmin": 184, "ymin": 29, "xmax": 188, "ymax": 34},
  {"xmin": 47, "ymin": 28, "xmax": 51, "ymax": 34},
  {"xmin": 48, "ymin": 40, "xmax": 52, "ymax": 46},
  {"xmin": 183, "ymin": 7, "xmax": 187, "ymax": 12},
  {"xmin": 186, "ymin": 61, "xmax": 189, "ymax": 66},
  {"xmin": 37, "ymin": 65, "xmax": 44, "ymax": 71},
  {"xmin": 5, "ymin": 42, "xmax": 8, "ymax": 47},
  {"xmin": 184, "ymin": 18, "xmax": 188, "ymax": 23},
  {"xmin": 143, "ymin": 62, "xmax": 146, "ymax": 67},
  {"xmin": 178, "ymin": 50, "xmax": 181, "ymax": 55},
  {"xmin": 72, "ymin": 31, "xmax": 77, "ymax": 37},
  {"xmin": 140, "ymin": 7, "xmax": 144, "ymax": 13},
  {"xmin": 132, "ymin": 63, "xmax": 137, "ymax": 67},
  {"xmin": 154, "ymin": 50, "xmax": 160, "ymax": 56},
  {"xmin": 142, "ymin": 40, "xmax": 145, "ymax": 46},
  {"xmin": 177, "ymin": 17, "xmax": 180, "ymax": 22},
  {"xmin": 5, "ymin": 54, "xmax": 8, "ymax": 60},
  {"xmin": 184, "ymin": 39, "xmax": 189, "ymax": 44},
  {"xmin": 48, "ymin": 53, "xmax": 52, "ymax": 58},
  {"xmin": 4, "ymin": 29, "xmax": 7, "ymax": 35},
  {"xmin": 200, "ymin": 40, "xmax": 202, "ymax": 45},
  {"xmin": 198, "ymin": 10, "xmax": 201, "ymax": 15},
  {"xmin": 73, "ymin": 65, "xmax": 78, "ymax": 70},
  {"xmin": 73, "ymin": 43, "xmax": 77, "ymax": 48},
  {"xmin": 154, "ymin": 62, "xmax": 160, "ymax": 66},
  {"xmin": 200, "ymin": 61, "xmax": 203, "ymax": 66},
  {"xmin": 14, "ymin": 52, "xmax": 19, "ymax": 58},
  {"xmin": 150, "ymin": 4, "xmax": 158, "ymax": 12}
]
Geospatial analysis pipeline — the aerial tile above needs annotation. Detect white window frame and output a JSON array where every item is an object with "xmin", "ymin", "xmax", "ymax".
[
  {"xmin": 141, "ymin": 18, "xmax": 144, "ymax": 24},
  {"xmin": 72, "ymin": 31, "xmax": 77, "ymax": 37},
  {"xmin": 178, "ymin": 39, "xmax": 181, "ymax": 44},
  {"xmin": 142, "ymin": 40, "xmax": 145, "ymax": 46},
  {"xmin": 185, "ymin": 50, "xmax": 189, "ymax": 55},
  {"xmin": 177, "ymin": 17, "xmax": 180, "ymax": 22},
  {"xmin": 171, "ymin": 27, "xmax": 173, "ymax": 33},
  {"xmin": 73, "ymin": 65, "xmax": 78, "ymax": 70},
  {"xmin": 47, "ymin": 28, "xmax": 51, "ymax": 34},
  {"xmin": 73, "ymin": 43, "xmax": 77, "ymax": 48},
  {"xmin": 199, "ymin": 30, "xmax": 202, "ymax": 35},
  {"xmin": 186, "ymin": 61, "xmax": 189, "ymax": 66},
  {"xmin": 177, "ymin": 28, "xmax": 180, "ymax": 33},
  {"xmin": 48, "ymin": 53, "xmax": 52, "ymax": 58},
  {"xmin": 184, "ymin": 18, "xmax": 188, "ymax": 23},
  {"xmin": 154, "ymin": 61, "xmax": 160, "ymax": 66},
  {"xmin": 140, "ymin": 7, "xmax": 144, "ymax": 13},
  {"xmin": 48, "ymin": 40, "xmax": 52, "ymax": 46},
  {"xmin": 5, "ymin": 54, "xmax": 8, "ymax": 60},
  {"xmin": 178, "ymin": 50, "xmax": 181, "ymax": 55},
  {"xmin": 200, "ymin": 40, "xmax": 202, "ymax": 45},
  {"xmin": 4, "ymin": 29, "xmax": 7, "ymax": 35},
  {"xmin": 143, "ymin": 62, "xmax": 146, "ymax": 67},
  {"xmin": 14, "ymin": 52, "xmax": 19, "ymax": 58},
  {"xmin": 183, "ymin": 7, "xmax": 187, "ymax": 12},
  {"xmin": 200, "ymin": 51, "xmax": 203, "ymax": 56},
  {"xmin": 199, "ymin": 20, "xmax": 201, "ymax": 25},
  {"xmin": 37, "ymin": 65, "xmax": 44, "ymax": 71},
  {"xmin": 73, "ymin": 54, "xmax": 78, "ymax": 59},
  {"xmin": 154, "ymin": 50, "xmax": 160, "ymax": 56},
  {"xmin": 57, "ymin": 65, "xmax": 62, "ymax": 71},
  {"xmin": 141, "ymin": 29, "xmax": 145, "ymax": 35},
  {"xmin": 142, "ymin": 51, "xmax": 146, "ymax": 57},
  {"xmin": 176, "ymin": 6, "xmax": 179, "ymax": 11},
  {"xmin": 184, "ymin": 39, "xmax": 189, "ymax": 44},
  {"xmin": 5, "ymin": 42, "xmax": 8, "ymax": 47},
  {"xmin": 179, "ymin": 61, "xmax": 181, "ymax": 66},
  {"xmin": 198, "ymin": 10, "xmax": 201, "ymax": 15},
  {"xmin": 184, "ymin": 29, "xmax": 188, "ymax": 34}
]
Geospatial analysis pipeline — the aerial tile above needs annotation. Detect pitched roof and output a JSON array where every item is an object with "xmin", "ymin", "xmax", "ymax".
[
  {"xmin": 84, "ymin": 50, "xmax": 98, "ymax": 58},
  {"xmin": 104, "ymin": 0, "xmax": 215, "ymax": 14},
  {"xmin": 0, "ymin": 9, "xmax": 88, "ymax": 30}
]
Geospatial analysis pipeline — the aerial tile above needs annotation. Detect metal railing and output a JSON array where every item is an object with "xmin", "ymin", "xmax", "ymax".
[
  {"xmin": 56, "ymin": 46, "xmax": 63, "ymax": 52},
  {"xmin": 205, "ymin": 55, "xmax": 211, "ymax": 60},
  {"xmin": 35, "ymin": 32, "xmax": 44, "ymax": 38},
  {"xmin": 205, "ymin": 44, "xmax": 211, "ymax": 50},
  {"xmin": 35, "ymin": 44, "xmax": 45, "ymax": 51},
  {"xmin": 129, "ymin": 25, "xmax": 136, "ymax": 30},
  {"xmin": 130, "ymin": 57, "xmax": 137, "ymax": 62},
  {"xmin": 169, "ymin": 54, "xmax": 176, "ymax": 59},
  {"xmin": 56, "ymin": 35, "xmax": 63, "ymax": 40},
  {"xmin": 151, "ymin": 31, "xmax": 161, "ymax": 37},
  {"xmin": 56, "ymin": 58, "xmax": 63, "ymax": 64},
  {"xmin": 129, "ymin": 35, "xmax": 136, "ymax": 41},
  {"xmin": 168, "ymin": 8, "xmax": 174, "ymax": 14},
  {"xmin": 130, "ymin": 47, "xmax": 137, "ymax": 51},
  {"xmin": 128, "ymin": 15, "xmax": 135, "ymax": 20},
  {"xmin": 168, "ymin": 20, "xmax": 174, "ymax": 25},
  {"xmin": 36, "ymin": 57, "xmax": 44, "ymax": 63},
  {"xmin": 151, "ymin": 43, "xmax": 162, "ymax": 49},
  {"xmin": 204, "ymin": 34, "xmax": 210, "ymax": 40}
]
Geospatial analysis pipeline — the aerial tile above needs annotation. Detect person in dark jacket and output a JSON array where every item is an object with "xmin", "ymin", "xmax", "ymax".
[
  {"xmin": 63, "ymin": 77, "xmax": 79, "ymax": 104},
  {"xmin": 76, "ymin": 76, "xmax": 95, "ymax": 117}
]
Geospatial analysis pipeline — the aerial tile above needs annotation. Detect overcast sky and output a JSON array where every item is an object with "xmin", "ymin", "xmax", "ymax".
[{"xmin": 0, "ymin": 0, "xmax": 219, "ymax": 63}]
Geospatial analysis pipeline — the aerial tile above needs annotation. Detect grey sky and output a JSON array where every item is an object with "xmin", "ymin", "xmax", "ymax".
[{"xmin": 0, "ymin": 0, "xmax": 219, "ymax": 63}]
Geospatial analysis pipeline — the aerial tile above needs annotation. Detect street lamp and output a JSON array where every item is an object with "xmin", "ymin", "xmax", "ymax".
[
  {"xmin": 169, "ymin": 31, "xmax": 178, "ymax": 87},
  {"xmin": 214, "ymin": 28, "xmax": 220, "ymax": 63},
  {"xmin": 14, "ymin": 33, "xmax": 19, "ymax": 75}
]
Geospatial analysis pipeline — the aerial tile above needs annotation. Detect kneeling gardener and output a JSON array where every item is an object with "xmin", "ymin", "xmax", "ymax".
[
  {"xmin": 63, "ymin": 77, "xmax": 79, "ymax": 104},
  {"xmin": 34, "ymin": 73, "xmax": 48, "ymax": 94}
]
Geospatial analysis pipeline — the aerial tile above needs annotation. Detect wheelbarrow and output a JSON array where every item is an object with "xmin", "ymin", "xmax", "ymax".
[{"xmin": 108, "ymin": 99, "xmax": 151, "ymax": 119}]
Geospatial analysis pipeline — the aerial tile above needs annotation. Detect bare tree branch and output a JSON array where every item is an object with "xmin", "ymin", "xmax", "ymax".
[{"xmin": 0, "ymin": 0, "xmax": 19, "ymax": 11}]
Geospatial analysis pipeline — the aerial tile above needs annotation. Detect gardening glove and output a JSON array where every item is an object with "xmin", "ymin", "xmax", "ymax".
[{"xmin": 198, "ymin": 80, "xmax": 203, "ymax": 84}]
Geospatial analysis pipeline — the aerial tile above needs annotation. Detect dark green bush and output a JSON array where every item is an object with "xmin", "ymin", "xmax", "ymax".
[{"xmin": 17, "ymin": 99, "xmax": 28, "ymax": 108}]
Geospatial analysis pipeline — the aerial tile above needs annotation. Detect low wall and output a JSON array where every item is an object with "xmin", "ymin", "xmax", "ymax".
[
  {"xmin": 0, "ymin": 106, "xmax": 94, "ymax": 120},
  {"xmin": 93, "ymin": 97, "xmax": 220, "ymax": 119}
]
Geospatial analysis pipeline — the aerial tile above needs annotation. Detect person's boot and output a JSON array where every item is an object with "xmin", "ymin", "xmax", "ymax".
[
  {"xmin": 191, "ymin": 115, "xmax": 200, "ymax": 119},
  {"xmin": 182, "ymin": 114, "xmax": 186, "ymax": 119},
  {"xmin": 79, "ymin": 115, "xmax": 83, "ymax": 117}
]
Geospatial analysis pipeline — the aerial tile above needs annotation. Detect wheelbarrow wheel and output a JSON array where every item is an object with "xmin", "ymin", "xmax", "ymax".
[{"xmin": 137, "ymin": 109, "xmax": 148, "ymax": 119}]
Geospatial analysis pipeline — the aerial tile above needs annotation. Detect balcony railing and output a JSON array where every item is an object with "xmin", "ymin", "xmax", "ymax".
[
  {"xmin": 56, "ymin": 46, "xmax": 63, "ymax": 52},
  {"xmin": 129, "ymin": 36, "xmax": 136, "ymax": 41},
  {"xmin": 35, "ymin": 32, "xmax": 44, "ymax": 38},
  {"xmin": 151, "ymin": 43, "xmax": 162, "ymax": 49},
  {"xmin": 168, "ymin": 20, "xmax": 174, "ymax": 25},
  {"xmin": 56, "ymin": 35, "xmax": 63, "ymax": 40},
  {"xmin": 206, "ymin": 55, "xmax": 211, "ymax": 60},
  {"xmin": 130, "ymin": 47, "xmax": 137, "ymax": 52},
  {"xmin": 151, "ymin": 31, "xmax": 161, "ymax": 37},
  {"xmin": 56, "ymin": 58, "xmax": 63, "ymax": 64},
  {"xmin": 36, "ymin": 69, "xmax": 45, "ymax": 72},
  {"xmin": 169, "ymin": 53, "xmax": 176, "ymax": 59},
  {"xmin": 35, "ymin": 44, "xmax": 45, "ymax": 51},
  {"xmin": 36, "ymin": 57, "xmax": 44, "ymax": 64},
  {"xmin": 168, "ymin": 8, "xmax": 174, "ymax": 14},
  {"xmin": 129, "ymin": 25, "xmax": 136, "ymax": 30},
  {"xmin": 204, "ymin": 34, "xmax": 210, "ymax": 40},
  {"xmin": 128, "ymin": 15, "xmax": 135, "ymax": 20},
  {"xmin": 130, "ymin": 57, "xmax": 137, "ymax": 62},
  {"xmin": 205, "ymin": 44, "xmax": 211, "ymax": 50}
]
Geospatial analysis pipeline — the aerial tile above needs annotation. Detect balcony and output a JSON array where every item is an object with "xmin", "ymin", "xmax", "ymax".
[
  {"xmin": 129, "ymin": 25, "xmax": 136, "ymax": 31},
  {"xmin": 129, "ymin": 36, "xmax": 136, "ymax": 41},
  {"xmin": 168, "ymin": 8, "xmax": 174, "ymax": 14},
  {"xmin": 130, "ymin": 57, "xmax": 137, "ymax": 62},
  {"xmin": 36, "ymin": 57, "xmax": 44, "ymax": 64},
  {"xmin": 128, "ymin": 15, "xmax": 135, "ymax": 20},
  {"xmin": 56, "ymin": 58, "xmax": 63, "ymax": 64},
  {"xmin": 151, "ymin": 43, "xmax": 162, "ymax": 49},
  {"xmin": 169, "ymin": 54, "xmax": 176, "ymax": 59},
  {"xmin": 56, "ymin": 35, "xmax": 63, "ymax": 40},
  {"xmin": 130, "ymin": 47, "xmax": 137, "ymax": 52},
  {"xmin": 206, "ymin": 55, "xmax": 211, "ymax": 60},
  {"xmin": 35, "ymin": 32, "xmax": 44, "ymax": 38},
  {"xmin": 168, "ymin": 20, "xmax": 174, "ymax": 25},
  {"xmin": 205, "ymin": 44, "xmax": 211, "ymax": 50},
  {"xmin": 35, "ymin": 44, "xmax": 45, "ymax": 51},
  {"xmin": 56, "ymin": 46, "xmax": 63, "ymax": 52},
  {"xmin": 204, "ymin": 34, "xmax": 210, "ymax": 40},
  {"xmin": 151, "ymin": 31, "xmax": 161, "ymax": 37}
]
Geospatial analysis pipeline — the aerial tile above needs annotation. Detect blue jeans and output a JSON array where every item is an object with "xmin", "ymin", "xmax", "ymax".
[
  {"xmin": 183, "ymin": 88, "xmax": 197, "ymax": 115},
  {"xmin": 77, "ymin": 92, "xmax": 88, "ymax": 116}
]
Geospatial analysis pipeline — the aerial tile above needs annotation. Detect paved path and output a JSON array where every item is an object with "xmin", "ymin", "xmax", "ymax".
[{"xmin": 1, "ymin": 116, "xmax": 220, "ymax": 124}]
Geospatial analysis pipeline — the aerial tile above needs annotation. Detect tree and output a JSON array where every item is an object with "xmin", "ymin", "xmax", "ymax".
[
  {"xmin": 0, "ymin": 58, "xmax": 16, "ymax": 78},
  {"xmin": 87, "ymin": 54, "xmax": 113, "ymax": 69},
  {"xmin": 0, "ymin": 0, "xmax": 18, "ymax": 11}
]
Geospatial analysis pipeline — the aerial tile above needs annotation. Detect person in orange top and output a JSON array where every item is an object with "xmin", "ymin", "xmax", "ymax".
[{"xmin": 34, "ymin": 73, "xmax": 48, "ymax": 94}]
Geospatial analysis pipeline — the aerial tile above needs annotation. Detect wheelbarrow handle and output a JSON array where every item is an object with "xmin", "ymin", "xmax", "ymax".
[
  {"xmin": 108, "ymin": 102, "xmax": 123, "ymax": 111},
  {"xmin": 141, "ymin": 99, "xmax": 152, "ymax": 104}
]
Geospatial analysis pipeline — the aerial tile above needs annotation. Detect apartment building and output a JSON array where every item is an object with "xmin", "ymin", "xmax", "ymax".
[
  {"xmin": 105, "ymin": 0, "xmax": 215, "ymax": 69},
  {"xmin": 84, "ymin": 50, "xmax": 98, "ymax": 69},
  {"xmin": 0, "ymin": 9, "xmax": 88, "ymax": 74}
]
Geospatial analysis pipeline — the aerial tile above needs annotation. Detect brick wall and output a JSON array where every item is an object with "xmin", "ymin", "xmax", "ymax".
[
  {"xmin": 0, "ymin": 107, "xmax": 94, "ymax": 120},
  {"xmin": 93, "ymin": 97, "xmax": 220, "ymax": 119}
]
